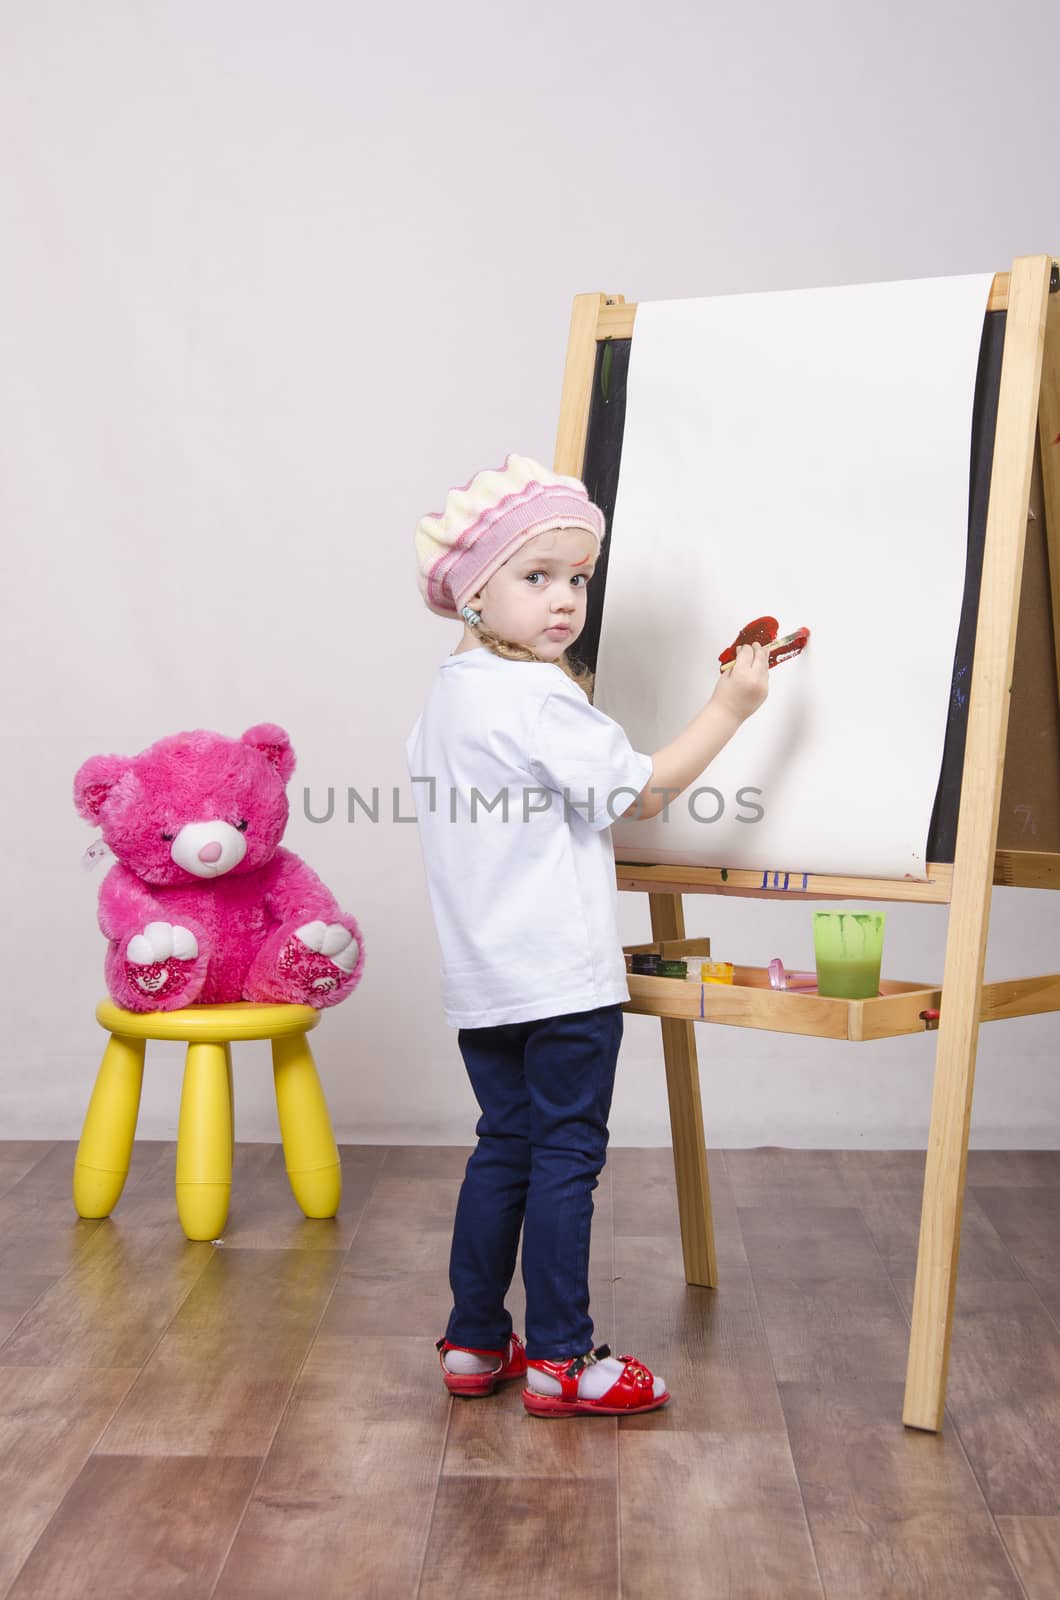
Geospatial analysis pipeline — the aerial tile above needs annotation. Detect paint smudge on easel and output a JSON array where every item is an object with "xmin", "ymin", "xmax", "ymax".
[
  {"xmin": 760, "ymin": 871, "xmax": 810, "ymax": 891},
  {"xmin": 1013, "ymin": 803, "xmax": 1038, "ymax": 836},
  {"xmin": 951, "ymin": 662, "xmax": 970, "ymax": 710}
]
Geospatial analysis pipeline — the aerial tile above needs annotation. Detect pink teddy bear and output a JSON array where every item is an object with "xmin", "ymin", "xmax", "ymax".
[{"xmin": 74, "ymin": 723, "xmax": 365, "ymax": 1012}]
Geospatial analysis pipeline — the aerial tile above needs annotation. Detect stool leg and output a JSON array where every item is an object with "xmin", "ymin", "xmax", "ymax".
[
  {"xmin": 223, "ymin": 1043, "xmax": 234, "ymax": 1166},
  {"xmin": 175, "ymin": 1041, "xmax": 233, "ymax": 1241},
  {"xmin": 73, "ymin": 1033, "xmax": 146, "ymax": 1218},
  {"xmin": 272, "ymin": 1033, "xmax": 341, "ymax": 1218}
]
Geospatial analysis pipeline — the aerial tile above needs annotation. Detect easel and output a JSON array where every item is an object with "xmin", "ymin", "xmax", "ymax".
[{"xmin": 553, "ymin": 254, "xmax": 1060, "ymax": 1434}]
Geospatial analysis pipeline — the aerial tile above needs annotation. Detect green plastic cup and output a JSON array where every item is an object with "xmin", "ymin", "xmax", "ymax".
[{"xmin": 813, "ymin": 911, "xmax": 886, "ymax": 999}]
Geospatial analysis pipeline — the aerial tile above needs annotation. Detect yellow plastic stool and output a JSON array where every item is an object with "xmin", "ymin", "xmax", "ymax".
[{"xmin": 74, "ymin": 1001, "xmax": 341, "ymax": 1241}]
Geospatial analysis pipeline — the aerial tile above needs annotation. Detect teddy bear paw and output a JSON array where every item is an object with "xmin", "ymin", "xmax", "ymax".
[
  {"xmin": 271, "ymin": 921, "xmax": 361, "ymax": 1000},
  {"xmin": 295, "ymin": 921, "xmax": 360, "ymax": 984},
  {"xmin": 125, "ymin": 921, "xmax": 200, "ymax": 1002}
]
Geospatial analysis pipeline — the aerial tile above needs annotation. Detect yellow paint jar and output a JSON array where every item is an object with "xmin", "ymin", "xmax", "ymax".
[{"xmin": 701, "ymin": 961, "xmax": 735, "ymax": 985}]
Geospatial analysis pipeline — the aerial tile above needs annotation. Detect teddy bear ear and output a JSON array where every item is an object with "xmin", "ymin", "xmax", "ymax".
[
  {"xmin": 74, "ymin": 752, "xmax": 131, "ymax": 822},
  {"xmin": 241, "ymin": 723, "xmax": 296, "ymax": 783}
]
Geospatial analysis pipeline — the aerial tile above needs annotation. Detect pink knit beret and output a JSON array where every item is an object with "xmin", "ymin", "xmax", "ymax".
[{"xmin": 415, "ymin": 453, "xmax": 606, "ymax": 620}]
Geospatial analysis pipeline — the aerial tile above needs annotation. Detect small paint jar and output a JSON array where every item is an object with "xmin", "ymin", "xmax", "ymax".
[
  {"xmin": 702, "ymin": 961, "xmax": 735, "ymax": 985},
  {"xmin": 683, "ymin": 956, "xmax": 704, "ymax": 981},
  {"xmin": 657, "ymin": 959, "xmax": 688, "ymax": 979},
  {"xmin": 630, "ymin": 953, "xmax": 660, "ymax": 975}
]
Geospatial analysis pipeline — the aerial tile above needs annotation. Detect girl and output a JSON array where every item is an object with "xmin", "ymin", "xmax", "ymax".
[{"xmin": 406, "ymin": 453, "xmax": 768, "ymax": 1417}]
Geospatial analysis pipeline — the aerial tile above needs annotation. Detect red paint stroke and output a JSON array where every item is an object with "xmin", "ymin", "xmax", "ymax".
[
  {"xmin": 718, "ymin": 615, "xmax": 779, "ymax": 667},
  {"xmin": 719, "ymin": 617, "xmax": 810, "ymax": 670}
]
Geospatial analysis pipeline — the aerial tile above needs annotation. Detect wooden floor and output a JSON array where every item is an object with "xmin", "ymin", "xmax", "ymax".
[{"xmin": 2, "ymin": 1142, "xmax": 1060, "ymax": 1598}]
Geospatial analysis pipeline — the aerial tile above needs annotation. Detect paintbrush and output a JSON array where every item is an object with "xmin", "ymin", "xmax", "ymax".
[{"xmin": 718, "ymin": 616, "xmax": 811, "ymax": 674}]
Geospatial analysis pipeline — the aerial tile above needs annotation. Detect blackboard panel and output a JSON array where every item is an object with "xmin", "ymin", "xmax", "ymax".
[
  {"xmin": 569, "ymin": 309, "xmax": 1032, "ymax": 869},
  {"xmin": 569, "ymin": 333, "xmax": 634, "ymax": 684},
  {"xmin": 999, "ymin": 444, "xmax": 1060, "ymax": 853}
]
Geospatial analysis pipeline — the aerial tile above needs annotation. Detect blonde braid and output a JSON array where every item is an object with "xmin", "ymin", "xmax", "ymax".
[{"xmin": 472, "ymin": 620, "xmax": 595, "ymax": 701}]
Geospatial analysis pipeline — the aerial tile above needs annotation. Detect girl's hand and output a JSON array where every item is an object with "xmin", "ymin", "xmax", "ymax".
[{"xmin": 710, "ymin": 642, "xmax": 769, "ymax": 721}]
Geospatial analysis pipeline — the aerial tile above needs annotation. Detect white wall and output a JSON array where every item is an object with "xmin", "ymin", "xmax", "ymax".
[{"xmin": 4, "ymin": 0, "xmax": 1058, "ymax": 1147}]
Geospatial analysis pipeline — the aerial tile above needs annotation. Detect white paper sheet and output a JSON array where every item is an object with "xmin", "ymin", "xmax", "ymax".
[{"xmin": 595, "ymin": 272, "xmax": 995, "ymax": 881}]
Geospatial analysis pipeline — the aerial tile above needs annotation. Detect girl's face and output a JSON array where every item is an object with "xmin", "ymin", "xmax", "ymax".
[{"xmin": 464, "ymin": 525, "xmax": 597, "ymax": 661}]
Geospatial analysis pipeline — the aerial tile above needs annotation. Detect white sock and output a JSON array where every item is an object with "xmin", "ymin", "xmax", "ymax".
[
  {"xmin": 527, "ymin": 1353, "xmax": 667, "ymax": 1401},
  {"xmin": 444, "ymin": 1348, "xmax": 501, "ymax": 1375}
]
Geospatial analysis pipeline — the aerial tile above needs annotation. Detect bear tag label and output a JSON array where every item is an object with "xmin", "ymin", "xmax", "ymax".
[{"xmin": 81, "ymin": 839, "xmax": 115, "ymax": 872}]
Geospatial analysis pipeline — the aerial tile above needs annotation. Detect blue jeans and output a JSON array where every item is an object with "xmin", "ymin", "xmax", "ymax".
[{"xmin": 445, "ymin": 1003, "xmax": 623, "ymax": 1361}]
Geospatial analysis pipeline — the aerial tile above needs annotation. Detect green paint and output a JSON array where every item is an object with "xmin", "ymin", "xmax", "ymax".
[
  {"xmin": 721, "ymin": 868, "xmax": 729, "ymax": 882},
  {"xmin": 601, "ymin": 340, "xmax": 614, "ymax": 402},
  {"xmin": 812, "ymin": 910, "xmax": 885, "ymax": 999},
  {"xmin": 815, "ymin": 958, "xmax": 882, "ymax": 999}
]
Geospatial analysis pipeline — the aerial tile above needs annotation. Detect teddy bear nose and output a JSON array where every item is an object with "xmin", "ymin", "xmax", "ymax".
[{"xmin": 198, "ymin": 842, "xmax": 223, "ymax": 863}]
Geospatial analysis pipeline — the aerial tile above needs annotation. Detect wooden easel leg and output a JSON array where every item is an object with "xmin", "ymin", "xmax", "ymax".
[
  {"xmin": 648, "ymin": 891, "xmax": 718, "ymax": 1287},
  {"xmin": 903, "ymin": 254, "xmax": 1054, "ymax": 1432},
  {"xmin": 902, "ymin": 1006, "xmax": 981, "ymax": 1432}
]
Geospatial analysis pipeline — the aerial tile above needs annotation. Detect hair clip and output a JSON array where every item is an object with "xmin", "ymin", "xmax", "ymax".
[{"xmin": 461, "ymin": 604, "xmax": 482, "ymax": 627}]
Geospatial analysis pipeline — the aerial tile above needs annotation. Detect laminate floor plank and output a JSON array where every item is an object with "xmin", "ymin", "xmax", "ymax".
[
  {"xmin": 613, "ymin": 1243, "xmax": 785, "ymax": 1433},
  {"xmin": 995, "ymin": 1515, "xmax": 1060, "ymax": 1599},
  {"xmin": 966, "ymin": 1151, "xmax": 1060, "ymax": 1188},
  {"xmin": 379, "ymin": 1145, "xmax": 470, "ymax": 1180},
  {"xmin": 0, "ymin": 1271, "xmax": 57, "ymax": 1348},
  {"xmin": 6, "ymin": 1454, "xmax": 259, "ymax": 1600},
  {"xmin": 738, "ymin": 1201, "xmax": 897, "ymax": 1281},
  {"xmin": 215, "ymin": 1337, "xmax": 449, "ymax": 1599},
  {"xmin": 619, "ymin": 1430, "xmax": 824, "ymax": 1600},
  {"xmin": 0, "ymin": 1197, "xmax": 215, "ymax": 1369},
  {"xmin": 3, "ymin": 1142, "xmax": 93, "ymax": 1198},
  {"xmin": 892, "ymin": 1273, "xmax": 1060, "ymax": 1517},
  {"xmin": 724, "ymin": 1148, "xmax": 851, "ymax": 1208},
  {"xmin": 780, "ymin": 1378, "xmax": 1023, "ymax": 1599},
  {"xmin": 739, "ymin": 1204, "xmax": 912, "ymax": 1385},
  {"xmin": 3, "ymin": 1143, "xmax": 1060, "ymax": 1599},
  {"xmin": 856, "ymin": 1184, "xmax": 1027, "ymax": 1282},
  {"xmin": 833, "ymin": 1148, "xmax": 928, "ymax": 1195},
  {"xmin": 0, "ymin": 1170, "xmax": 104, "ymax": 1283},
  {"xmin": 95, "ymin": 1247, "xmax": 344, "ymax": 1457},
  {"xmin": 443, "ymin": 1378, "xmax": 615, "ymax": 1480},
  {"xmin": 214, "ymin": 1419, "xmax": 445, "ymax": 1599},
  {"xmin": 0, "ymin": 1365, "xmax": 139, "ymax": 1596},
  {"xmin": 972, "ymin": 1185, "xmax": 1060, "ymax": 1317},
  {"xmin": 0, "ymin": 1144, "xmax": 56, "ymax": 1202},
  {"xmin": 609, "ymin": 1146, "xmax": 747, "ymax": 1266},
  {"xmin": 418, "ymin": 1477, "xmax": 619, "ymax": 1600}
]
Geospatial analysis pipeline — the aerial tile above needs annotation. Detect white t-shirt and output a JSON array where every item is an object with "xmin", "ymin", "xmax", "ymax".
[{"xmin": 405, "ymin": 647, "xmax": 654, "ymax": 1029}]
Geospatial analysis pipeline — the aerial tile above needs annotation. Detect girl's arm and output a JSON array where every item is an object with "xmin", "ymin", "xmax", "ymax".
[{"xmin": 621, "ymin": 642, "xmax": 769, "ymax": 820}]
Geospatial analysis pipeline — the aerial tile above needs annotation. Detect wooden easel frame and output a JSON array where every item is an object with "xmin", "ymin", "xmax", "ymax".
[{"xmin": 553, "ymin": 254, "xmax": 1060, "ymax": 1433}]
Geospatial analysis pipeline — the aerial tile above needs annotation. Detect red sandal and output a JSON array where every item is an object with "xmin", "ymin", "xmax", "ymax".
[
  {"xmin": 522, "ymin": 1344, "xmax": 670, "ymax": 1417},
  {"xmin": 436, "ymin": 1332, "xmax": 528, "ymax": 1397}
]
